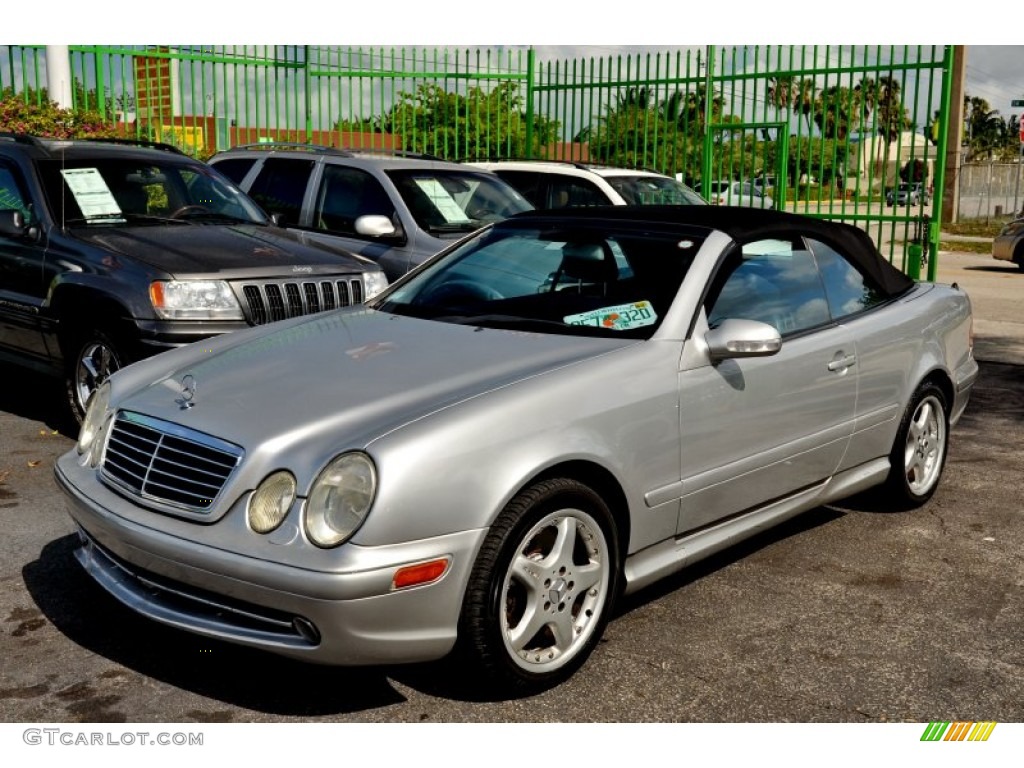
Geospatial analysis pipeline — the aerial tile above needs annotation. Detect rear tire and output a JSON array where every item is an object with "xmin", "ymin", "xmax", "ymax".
[
  {"xmin": 458, "ymin": 478, "xmax": 619, "ymax": 694},
  {"xmin": 883, "ymin": 381, "xmax": 949, "ymax": 509},
  {"xmin": 64, "ymin": 327, "xmax": 126, "ymax": 425}
]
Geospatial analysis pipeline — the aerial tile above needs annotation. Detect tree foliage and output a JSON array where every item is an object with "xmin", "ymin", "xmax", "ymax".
[
  {"xmin": 963, "ymin": 94, "xmax": 1019, "ymax": 161},
  {"xmin": 335, "ymin": 82, "xmax": 560, "ymax": 160}
]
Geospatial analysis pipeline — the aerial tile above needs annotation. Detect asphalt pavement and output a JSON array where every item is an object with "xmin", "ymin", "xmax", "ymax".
[{"xmin": 934, "ymin": 248, "xmax": 1024, "ymax": 365}]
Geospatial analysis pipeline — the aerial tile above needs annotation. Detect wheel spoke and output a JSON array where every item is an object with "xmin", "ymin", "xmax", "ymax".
[
  {"xmin": 912, "ymin": 402, "xmax": 933, "ymax": 435},
  {"xmin": 548, "ymin": 606, "xmax": 576, "ymax": 654},
  {"xmin": 539, "ymin": 516, "xmax": 578, "ymax": 571},
  {"xmin": 98, "ymin": 346, "xmax": 112, "ymax": 378},
  {"xmin": 81, "ymin": 354, "xmax": 100, "ymax": 384},
  {"xmin": 573, "ymin": 561, "xmax": 604, "ymax": 594},
  {"xmin": 509, "ymin": 552, "xmax": 541, "ymax": 585},
  {"xmin": 507, "ymin": 597, "xmax": 547, "ymax": 652}
]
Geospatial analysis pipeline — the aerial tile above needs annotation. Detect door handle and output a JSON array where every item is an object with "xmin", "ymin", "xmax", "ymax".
[{"xmin": 827, "ymin": 354, "xmax": 857, "ymax": 372}]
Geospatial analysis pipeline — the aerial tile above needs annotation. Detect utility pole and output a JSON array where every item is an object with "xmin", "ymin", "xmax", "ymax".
[
  {"xmin": 941, "ymin": 46, "xmax": 967, "ymax": 225},
  {"xmin": 45, "ymin": 45, "xmax": 73, "ymax": 109}
]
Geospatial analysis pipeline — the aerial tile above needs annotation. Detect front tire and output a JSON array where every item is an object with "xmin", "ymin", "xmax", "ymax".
[
  {"xmin": 64, "ymin": 327, "xmax": 125, "ymax": 425},
  {"xmin": 459, "ymin": 478, "xmax": 619, "ymax": 693},
  {"xmin": 883, "ymin": 382, "xmax": 949, "ymax": 508}
]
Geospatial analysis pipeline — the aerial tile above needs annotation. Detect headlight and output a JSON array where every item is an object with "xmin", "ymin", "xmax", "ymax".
[
  {"xmin": 149, "ymin": 280, "xmax": 244, "ymax": 320},
  {"xmin": 363, "ymin": 270, "xmax": 389, "ymax": 300},
  {"xmin": 304, "ymin": 452, "xmax": 376, "ymax": 548},
  {"xmin": 76, "ymin": 381, "xmax": 111, "ymax": 466},
  {"xmin": 248, "ymin": 471, "xmax": 297, "ymax": 534}
]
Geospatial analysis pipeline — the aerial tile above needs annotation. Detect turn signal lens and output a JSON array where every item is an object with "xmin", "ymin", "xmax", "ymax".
[{"xmin": 392, "ymin": 558, "xmax": 450, "ymax": 590}]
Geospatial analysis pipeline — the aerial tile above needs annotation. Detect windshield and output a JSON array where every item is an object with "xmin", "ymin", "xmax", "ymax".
[
  {"xmin": 38, "ymin": 156, "xmax": 268, "ymax": 226},
  {"xmin": 606, "ymin": 176, "xmax": 707, "ymax": 206},
  {"xmin": 386, "ymin": 169, "xmax": 533, "ymax": 235},
  {"xmin": 372, "ymin": 219, "xmax": 703, "ymax": 339}
]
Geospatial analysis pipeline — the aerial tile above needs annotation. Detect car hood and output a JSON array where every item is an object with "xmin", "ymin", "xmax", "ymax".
[
  {"xmin": 112, "ymin": 308, "xmax": 633, "ymax": 461},
  {"xmin": 72, "ymin": 223, "xmax": 376, "ymax": 277}
]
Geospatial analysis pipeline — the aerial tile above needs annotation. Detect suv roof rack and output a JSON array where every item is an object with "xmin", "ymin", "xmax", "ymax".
[
  {"xmin": 0, "ymin": 133, "xmax": 186, "ymax": 156},
  {"xmin": 339, "ymin": 147, "xmax": 446, "ymax": 162},
  {"xmin": 0, "ymin": 132, "xmax": 47, "ymax": 148},
  {"xmin": 226, "ymin": 143, "xmax": 448, "ymax": 163},
  {"xmin": 464, "ymin": 157, "xmax": 668, "ymax": 175},
  {"xmin": 81, "ymin": 137, "xmax": 185, "ymax": 154},
  {"xmin": 229, "ymin": 142, "xmax": 356, "ymax": 157}
]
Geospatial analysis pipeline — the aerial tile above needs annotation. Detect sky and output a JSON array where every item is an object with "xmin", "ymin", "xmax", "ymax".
[
  {"xmin": 17, "ymin": 5, "xmax": 1024, "ymax": 122},
  {"xmin": 962, "ymin": 46, "xmax": 1023, "ymax": 114}
]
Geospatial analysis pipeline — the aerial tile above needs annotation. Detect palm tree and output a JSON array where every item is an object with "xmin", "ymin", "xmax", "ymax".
[
  {"xmin": 964, "ymin": 95, "xmax": 1004, "ymax": 160},
  {"xmin": 875, "ymin": 75, "xmax": 906, "ymax": 144},
  {"xmin": 794, "ymin": 78, "xmax": 818, "ymax": 135},
  {"xmin": 854, "ymin": 76, "xmax": 878, "ymax": 133},
  {"xmin": 767, "ymin": 76, "xmax": 795, "ymax": 114}
]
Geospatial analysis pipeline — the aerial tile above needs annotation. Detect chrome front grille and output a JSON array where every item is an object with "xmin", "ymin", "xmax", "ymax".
[
  {"xmin": 239, "ymin": 278, "xmax": 363, "ymax": 325},
  {"xmin": 101, "ymin": 411, "xmax": 243, "ymax": 512}
]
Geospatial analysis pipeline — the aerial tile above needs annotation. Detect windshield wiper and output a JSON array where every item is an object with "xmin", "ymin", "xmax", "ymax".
[
  {"xmin": 435, "ymin": 313, "xmax": 573, "ymax": 331},
  {"xmin": 426, "ymin": 222, "xmax": 480, "ymax": 235},
  {"xmin": 64, "ymin": 213, "xmax": 191, "ymax": 226},
  {"xmin": 172, "ymin": 211, "xmax": 255, "ymax": 224}
]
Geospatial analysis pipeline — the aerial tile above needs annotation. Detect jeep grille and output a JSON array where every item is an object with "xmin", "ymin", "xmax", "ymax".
[
  {"xmin": 101, "ymin": 411, "xmax": 243, "ymax": 513},
  {"xmin": 238, "ymin": 278, "xmax": 364, "ymax": 325}
]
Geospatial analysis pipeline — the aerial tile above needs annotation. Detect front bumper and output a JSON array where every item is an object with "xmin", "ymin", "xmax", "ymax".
[
  {"xmin": 132, "ymin": 318, "xmax": 249, "ymax": 355},
  {"xmin": 991, "ymin": 233, "xmax": 1020, "ymax": 264},
  {"xmin": 55, "ymin": 453, "xmax": 485, "ymax": 666}
]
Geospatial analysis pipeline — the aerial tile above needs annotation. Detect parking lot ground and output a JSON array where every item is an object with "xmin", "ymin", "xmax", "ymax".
[
  {"xmin": 1, "ymin": 249, "xmax": 1022, "ymax": 723},
  {"xmin": 935, "ymin": 249, "xmax": 1024, "ymax": 366}
]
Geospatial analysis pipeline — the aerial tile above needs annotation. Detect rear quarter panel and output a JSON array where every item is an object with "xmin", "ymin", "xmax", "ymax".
[{"xmin": 840, "ymin": 283, "xmax": 975, "ymax": 470}]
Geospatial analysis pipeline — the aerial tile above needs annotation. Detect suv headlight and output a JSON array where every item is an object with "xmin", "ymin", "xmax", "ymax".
[
  {"xmin": 304, "ymin": 452, "xmax": 376, "ymax": 548},
  {"xmin": 363, "ymin": 270, "xmax": 388, "ymax": 300},
  {"xmin": 150, "ymin": 280, "xmax": 244, "ymax": 320}
]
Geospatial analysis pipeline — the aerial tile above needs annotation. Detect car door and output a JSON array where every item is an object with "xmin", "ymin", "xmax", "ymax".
[
  {"xmin": 807, "ymin": 237, "xmax": 908, "ymax": 471},
  {"xmin": 676, "ymin": 237, "xmax": 858, "ymax": 534},
  {"xmin": 302, "ymin": 163, "xmax": 414, "ymax": 278},
  {"xmin": 0, "ymin": 160, "xmax": 50, "ymax": 360},
  {"xmin": 242, "ymin": 156, "xmax": 316, "ymax": 227}
]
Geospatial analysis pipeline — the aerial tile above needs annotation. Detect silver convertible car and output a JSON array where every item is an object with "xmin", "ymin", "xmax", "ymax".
[{"xmin": 55, "ymin": 206, "xmax": 979, "ymax": 693}]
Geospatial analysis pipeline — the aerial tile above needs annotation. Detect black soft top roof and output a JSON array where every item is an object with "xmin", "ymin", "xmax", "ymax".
[{"xmin": 510, "ymin": 205, "xmax": 915, "ymax": 298}]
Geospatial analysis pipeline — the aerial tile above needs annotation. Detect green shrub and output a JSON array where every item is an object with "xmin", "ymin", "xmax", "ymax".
[{"xmin": 0, "ymin": 96, "xmax": 120, "ymax": 139}]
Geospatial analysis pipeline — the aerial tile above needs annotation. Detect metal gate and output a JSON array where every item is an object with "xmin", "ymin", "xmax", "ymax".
[{"xmin": 1, "ymin": 44, "xmax": 952, "ymax": 277}]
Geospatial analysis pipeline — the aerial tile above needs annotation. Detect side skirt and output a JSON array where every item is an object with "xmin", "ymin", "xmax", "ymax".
[{"xmin": 622, "ymin": 457, "xmax": 891, "ymax": 596}]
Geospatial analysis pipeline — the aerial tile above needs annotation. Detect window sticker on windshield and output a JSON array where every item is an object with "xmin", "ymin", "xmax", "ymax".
[
  {"xmin": 563, "ymin": 300, "xmax": 658, "ymax": 331},
  {"xmin": 61, "ymin": 168, "xmax": 123, "ymax": 220},
  {"xmin": 413, "ymin": 178, "xmax": 471, "ymax": 223}
]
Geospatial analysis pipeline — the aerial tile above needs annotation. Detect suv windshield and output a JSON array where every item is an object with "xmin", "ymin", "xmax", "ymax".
[
  {"xmin": 373, "ymin": 219, "xmax": 703, "ymax": 339},
  {"xmin": 37, "ymin": 156, "xmax": 267, "ymax": 226},
  {"xmin": 386, "ymin": 169, "xmax": 532, "ymax": 234},
  {"xmin": 606, "ymin": 176, "xmax": 706, "ymax": 206}
]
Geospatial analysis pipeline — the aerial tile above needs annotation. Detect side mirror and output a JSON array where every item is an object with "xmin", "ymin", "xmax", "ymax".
[
  {"xmin": 705, "ymin": 318, "xmax": 782, "ymax": 361},
  {"xmin": 355, "ymin": 214, "xmax": 397, "ymax": 238},
  {"xmin": 0, "ymin": 209, "xmax": 38, "ymax": 241}
]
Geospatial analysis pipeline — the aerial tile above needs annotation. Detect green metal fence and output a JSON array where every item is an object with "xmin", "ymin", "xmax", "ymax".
[{"xmin": 1, "ymin": 44, "xmax": 952, "ymax": 278}]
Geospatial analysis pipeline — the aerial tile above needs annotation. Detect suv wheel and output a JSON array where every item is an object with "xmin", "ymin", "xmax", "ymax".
[{"xmin": 64, "ymin": 327, "xmax": 126, "ymax": 424}]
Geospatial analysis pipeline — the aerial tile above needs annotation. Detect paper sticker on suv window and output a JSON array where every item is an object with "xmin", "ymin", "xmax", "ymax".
[
  {"xmin": 61, "ymin": 168, "xmax": 123, "ymax": 220},
  {"xmin": 564, "ymin": 301, "xmax": 657, "ymax": 331},
  {"xmin": 413, "ymin": 178, "xmax": 471, "ymax": 223}
]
